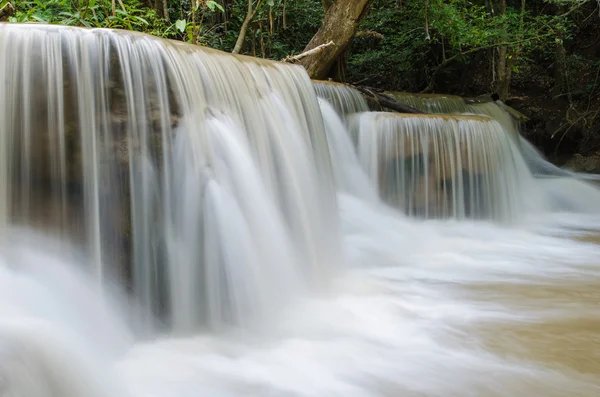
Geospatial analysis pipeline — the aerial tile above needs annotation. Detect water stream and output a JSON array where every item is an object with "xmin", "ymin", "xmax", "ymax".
[{"xmin": 0, "ymin": 23, "xmax": 599, "ymax": 397}]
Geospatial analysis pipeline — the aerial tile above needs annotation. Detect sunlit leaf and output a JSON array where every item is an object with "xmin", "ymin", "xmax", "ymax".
[
  {"xmin": 31, "ymin": 14, "xmax": 48, "ymax": 23},
  {"xmin": 175, "ymin": 19, "xmax": 186, "ymax": 33},
  {"xmin": 134, "ymin": 16, "xmax": 149, "ymax": 25}
]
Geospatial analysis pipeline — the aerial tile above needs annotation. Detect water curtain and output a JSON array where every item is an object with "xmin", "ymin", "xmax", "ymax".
[
  {"xmin": 0, "ymin": 24, "xmax": 341, "ymax": 333},
  {"xmin": 350, "ymin": 113, "xmax": 530, "ymax": 220}
]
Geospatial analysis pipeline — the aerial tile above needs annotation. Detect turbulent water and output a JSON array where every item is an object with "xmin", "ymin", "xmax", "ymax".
[
  {"xmin": 1, "ymin": 23, "xmax": 600, "ymax": 397},
  {"xmin": 313, "ymin": 81, "xmax": 370, "ymax": 116}
]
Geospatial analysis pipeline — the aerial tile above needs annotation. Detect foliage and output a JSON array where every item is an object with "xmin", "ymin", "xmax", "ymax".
[
  {"xmin": 4, "ymin": 0, "xmax": 323, "ymax": 58},
  {"xmin": 4, "ymin": 0, "xmax": 600, "ymax": 144},
  {"xmin": 6, "ymin": 0, "xmax": 171, "ymax": 34},
  {"xmin": 346, "ymin": 0, "xmax": 586, "ymax": 92}
]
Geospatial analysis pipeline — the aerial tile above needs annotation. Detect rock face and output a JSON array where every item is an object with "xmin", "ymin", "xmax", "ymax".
[{"xmin": 564, "ymin": 153, "xmax": 600, "ymax": 174}]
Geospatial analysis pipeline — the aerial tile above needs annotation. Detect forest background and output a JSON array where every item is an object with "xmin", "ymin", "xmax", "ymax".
[{"xmin": 2, "ymin": 0, "xmax": 600, "ymax": 168}]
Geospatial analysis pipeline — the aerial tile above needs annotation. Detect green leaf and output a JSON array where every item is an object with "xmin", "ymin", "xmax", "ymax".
[
  {"xmin": 31, "ymin": 14, "xmax": 48, "ymax": 23},
  {"xmin": 266, "ymin": 0, "xmax": 274, "ymax": 6},
  {"xmin": 135, "ymin": 16, "xmax": 149, "ymax": 25},
  {"xmin": 175, "ymin": 19, "xmax": 186, "ymax": 33},
  {"xmin": 206, "ymin": 0, "xmax": 224, "ymax": 12}
]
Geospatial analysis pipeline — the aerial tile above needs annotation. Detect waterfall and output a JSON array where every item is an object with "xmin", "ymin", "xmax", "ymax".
[
  {"xmin": 386, "ymin": 92, "xmax": 522, "ymax": 141},
  {"xmin": 2, "ymin": 23, "xmax": 600, "ymax": 397},
  {"xmin": 349, "ymin": 112, "xmax": 536, "ymax": 220},
  {"xmin": 385, "ymin": 92, "xmax": 469, "ymax": 114},
  {"xmin": 0, "ymin": 24, "xmax": 341, "ymax": 333},
  {"xmin": 318, "ymin": 99, "xmax": 377, "ymax": 202},
  {"xmin": 313, "ymin": 80, "xmax": 370, "ymax": 116},
  {"xmin": 384, "ymin": 91, "xmax": 600, "ymax": 182},
  {"xmin": 315, "ymin": 84, "xmax": 600, "ymax": 218}
]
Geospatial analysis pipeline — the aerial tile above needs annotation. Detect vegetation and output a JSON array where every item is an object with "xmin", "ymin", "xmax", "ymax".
[{"xmin": 2, "ymin": 0, "xmax": 600, "ymax": 157}]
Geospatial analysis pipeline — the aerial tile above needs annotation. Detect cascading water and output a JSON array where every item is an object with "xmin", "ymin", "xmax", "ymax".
[
  {"xmin": 313, "ymin": 80, "xmax": 371, "ymax": 116},
  {"xmin": 1, "ymin": 23, "xmax": 600, "ymax": 397},
  {"xmin": 385, "ymin": 92, "xmax": 469, "ymax": 114},
  {"xmin": 318, "ymin": 98, "xmax": 377, "ymax": 202},
  {"xmin": 0, "ymin": 23, "xmax": 340, "ymax": 333},
  {"xmin": 467, "ymin": 101, "xmax": 522, "ymax": 142},
  {"xmin": 386, "ymin": 91, "xmax": 522, "ymax": 141},
  {"xmin": 381, "ymin": 90, "xmax": 600, "ymax": 214},
  {"xmin": 349, "ymin": 112, "xmax": 535, "ymax": 220}
]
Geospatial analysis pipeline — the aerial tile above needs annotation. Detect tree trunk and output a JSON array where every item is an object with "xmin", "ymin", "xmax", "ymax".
[
  {"xmin": 493, "ymin": 0, "xmax": 510, "ymax": 100},
  {"xmin": 553, "ymin": 6, "xmax": 567, "ymax": 97},
  {"xmin": 232, "ymin": 0, "xmax": 263, "ymax": 54},
  {"xmin": 553, "ymin": 29, "xmax": 566, "ymax": 96},
  {"xmin": 298, "ymin": 0, "xmax": 374, "ymax": 80},
  {"xmin": 496, "ymin": 45, "xmax": 510, "ymax": 100},
  {"xmin": 162, "ymin": 0, "xmax": 169, "ymax": 21}
]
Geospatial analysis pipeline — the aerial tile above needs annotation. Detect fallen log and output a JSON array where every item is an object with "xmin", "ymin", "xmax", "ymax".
[{"xmin": 352, "ymin": 85, "xmax": 425, "ymax": 114}]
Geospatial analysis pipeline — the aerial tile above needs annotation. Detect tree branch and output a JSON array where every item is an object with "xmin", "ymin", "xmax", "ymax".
[
  {"xmin": 281, "ymin": 41, "xmax": 336, "ymax": 63},
  {"xmin": 0, "ymin": 1, "xmax": 15, "ymax": 20},
  {"xmin": 232, "ymin": 0, "xmax": 265, "ymax": 54}
]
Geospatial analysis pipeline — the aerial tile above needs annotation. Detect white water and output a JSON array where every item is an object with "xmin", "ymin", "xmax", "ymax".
[
  {"xmin": 2, "ymin": 205, "xmax": 600, "ymax": 397},
  {"xmin": 4, "ymin": 96, "xmax": 599, "ymax": 397},
  {"xmin": 2, "ymin": 24, "xmax": 600, "ymax": 397}
]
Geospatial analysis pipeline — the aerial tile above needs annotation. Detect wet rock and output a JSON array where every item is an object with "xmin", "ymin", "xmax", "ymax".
[{"xmin": 564, "ymin": 152, "xmax": 600, "ymax": 174}]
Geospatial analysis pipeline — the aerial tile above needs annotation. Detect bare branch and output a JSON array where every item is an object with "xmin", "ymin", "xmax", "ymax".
[{"xmin": 281, "ymin": 41, "xmax": 336, "ymax": 63}]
